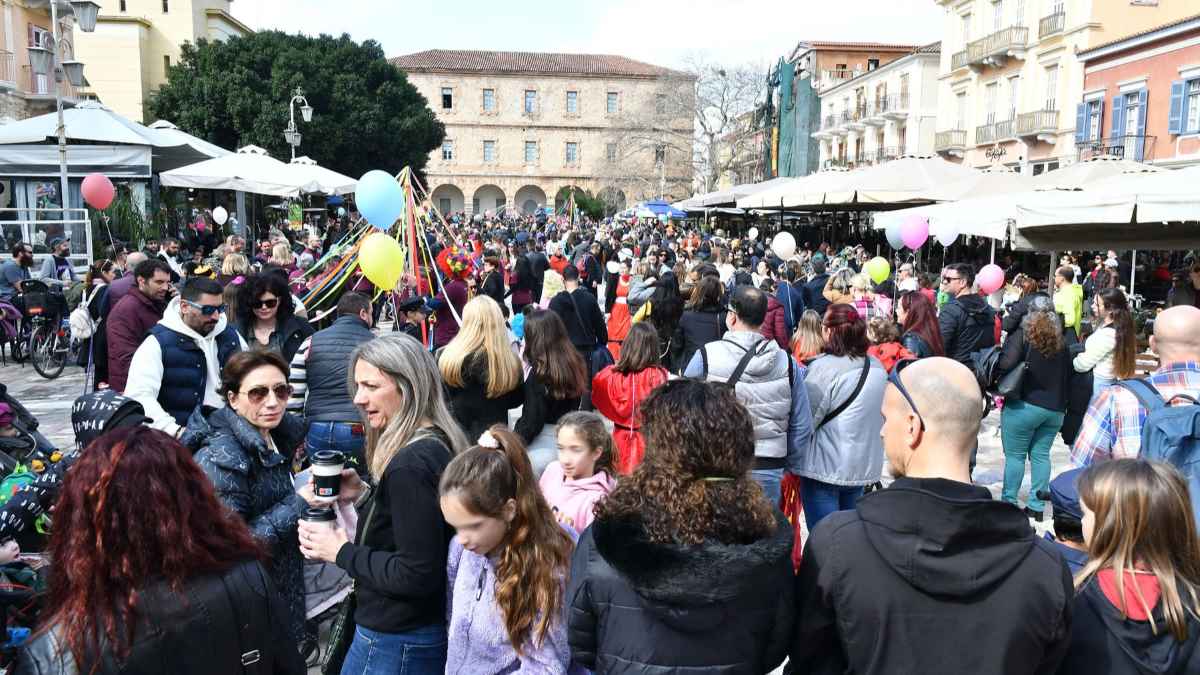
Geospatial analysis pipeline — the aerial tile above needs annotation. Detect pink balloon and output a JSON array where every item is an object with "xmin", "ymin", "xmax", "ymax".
[
  {"xmin": 977, "ymin": 263, "xmax": 1005, "ymax": 295},
  {"xmin": 899, "ymin": 215, "xmax": 929, "ymax": 250},
  {"xmin": 81, "ymin": 173, "xmax": 115, "ymax": 210}
]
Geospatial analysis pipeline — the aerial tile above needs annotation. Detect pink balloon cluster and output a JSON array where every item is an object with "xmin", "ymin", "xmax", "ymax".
[
  {"xmin": 977, "ymin": 264, "xmax": 1005, "ymax": 295},
  {"xmin": 900, "ymin": 215, "xmax": 929, "ymax": 250},
  {"xmin": 81, "ymin": 173, "xmax": 114, "ymax": 210}
]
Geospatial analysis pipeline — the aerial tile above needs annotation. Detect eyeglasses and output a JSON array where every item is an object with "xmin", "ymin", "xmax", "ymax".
[
  {"xmin": 253, "ymin": 297, "xmax": 279, "ymax": 310},
  {"xmin": 888, "ymin": 359, "xmax": 926, "ymax": 432},
  {"xmin": 237, "ymin": 383, "xmax": 292, "ymax": 405},
  {"xmin": 940, "ymin": 275, "xmax": 961, "ymax": 284},
  {"xmin": 182, "ymin": 299, "xmax": 227, "ymax": 316}
]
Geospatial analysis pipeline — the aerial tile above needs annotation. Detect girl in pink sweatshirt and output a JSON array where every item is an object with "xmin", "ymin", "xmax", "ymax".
[{"xmin": 538, "ymin": 412, "xmax": 617, "ymax": 531}]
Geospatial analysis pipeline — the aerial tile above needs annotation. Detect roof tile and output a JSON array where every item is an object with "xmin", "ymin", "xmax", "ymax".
[{"xmin": 390, "ymin": 49, "xmax": 692, "ymax": 79}]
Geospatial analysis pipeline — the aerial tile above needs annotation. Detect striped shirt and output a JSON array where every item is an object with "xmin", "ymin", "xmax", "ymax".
[
  {"xmin": 286, "ymin": 335, "xmax": 314, "ymax": 412},
  {"xmin": 1071, "ymin": 361, "xmax": 1200, "ymax": 466}
]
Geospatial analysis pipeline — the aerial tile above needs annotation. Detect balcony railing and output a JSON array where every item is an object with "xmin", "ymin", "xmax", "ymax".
[
  {"xmin": 20, "ymin": 65, "xmax": 78, "ymax": 101},
  {"xmin": 952, "ymin": 49, "xmax": 969, "ymax": 71},
  {"xmin": 963, "ymin": 26, "xmax": 1030, "ymax": 69},
  {"xmin": 0, "ymin": 51, "xmax": 14, "ymax": 88},
  {"xmin": 1076, "ymin": 135, "xmax": 1156, "ymax": 163},
  {"xmin": 995, "ymin": 119, "xmax": 1014, "ymax": 140},
  {"xmin": 1016, "ymin": 109, "xmax": 1059, "ymax": 139},
  {"xmin": 822, "ymin": 114, "xmax": 839, "ymax": 131},
  {"xmin": 873, "ymin": 146, "xmax": 902, "ymax": 163},
  {"xmin": 822, "ymin": 69, "xmax": 860, "ymax": 83},
  {"xmin": 975, "ymin": 119, "xmax": 1016, "ymax": 145},
  {"xmin": 935, "ymin": 129, "xmax": 967, "ymax": 153},
  {"xmin": 878, "ymin": 93, "xmax": 911, "ymax": 118},
  {"xmin": 1039, "ymin": 11, "xmax": 1065, "ymax": 39}
]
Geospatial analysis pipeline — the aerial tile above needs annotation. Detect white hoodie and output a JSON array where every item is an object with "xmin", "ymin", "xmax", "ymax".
[{"xmin": 124, "ymin": 296, "xmax": 247, "ymax": 436}]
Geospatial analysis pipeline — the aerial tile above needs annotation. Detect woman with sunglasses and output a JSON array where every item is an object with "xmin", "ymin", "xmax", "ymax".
[
  {"xmin": 194, "ymin": 349, "xmax": 315, "ymax": 659},
  {"xmin": 235, "ymin": 273, "xmax": 313, "ymax": 364}
]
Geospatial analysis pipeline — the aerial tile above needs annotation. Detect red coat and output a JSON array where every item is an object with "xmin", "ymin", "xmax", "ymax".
[
  {"xmin": 591, "ymin": 365, "xmax": 669, "ymax": 474},
  {"xmin": 106, "ymin": 288, "xmax": 166, "ymax": 392},
  {"xmin": 760, "ymin": 295, "xmax": 789, "ymax": 349}
]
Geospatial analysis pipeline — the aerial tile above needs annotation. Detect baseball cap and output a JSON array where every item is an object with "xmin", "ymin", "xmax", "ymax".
[
  {"xmin": 1043, "ymin": 467, "xmax": 1085, "ymax": 521},
  {"xmin": 49, "ymin": 236, "xmax": 70, "ymax": 249}
]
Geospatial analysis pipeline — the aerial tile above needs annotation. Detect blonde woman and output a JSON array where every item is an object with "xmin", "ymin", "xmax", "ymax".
[
  {"xmin": 218, "ymin": 253, "xmax": 249, "ymax": 287},
  {"xmin": 1059, "ymin": 459, "xmax": 1200, "ymax": 674},
  {"xmin": 438, "ymin": 296, "xmax": 525, "ymax": 440},
  {"xmin": 791, "ymin": 309, "xmax": 825, "ymax": 365},
  {"xmin": 269, "ymin": 242, "xmax": 296, "ymax": 272}
]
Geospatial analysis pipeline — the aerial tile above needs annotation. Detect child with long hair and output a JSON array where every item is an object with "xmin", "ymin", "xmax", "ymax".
[
  {"xmin": 791, "ymin": 309, "xmax": 825, "ymax": 364},
  {"xmin": 539, "ymin": 411, "xmax": 617, "ymax": 530},
  {"xmin": 1059, "ymin": 459, "xmax": 1200, "ymax": 674},
  {"xmin": 591, "ymin": 322, "xmax": 669, "ymax": 474},
  {"xmin": 439, "ymin": 426, "xmax": 578, "ymax": 674},
  {"xmin": 438, "ymin": 296, "xmax": 525, "ymax": 440},
  {"xmin": 1074, "ymin": 287, "xmax": 1138, "ymax": 397}
]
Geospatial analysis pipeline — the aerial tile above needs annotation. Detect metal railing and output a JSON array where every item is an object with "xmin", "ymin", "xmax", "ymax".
[
  {"xmin": 1016, "ymin": 109, "xmax": 1059, "ymax": 136},
  {"xmin": 964, "ymin": 26, "xmax": 1030, "ymax": 67},
  {"xmin": 873, "ymin": 146, "xmax": 901, "ymax": 163},
  {"xmin": 822, "ymin": 69, "xmax": 860, "ymax": 82},
  {"xmin": 1039, "ymin": 11, "xmax": 1065, "ymax": 39},
  {"xmin": 935, "ymin": 129, "xmax": 967, "ymax": 151},
  {"xmin": 975, "ymin": 119, "xmax": 1015, "ymax": 144},
  {"xmin": 0, "ymin": 207, "xmax": 92, "ymax": 263},
  {"xmin": 875, "ymin": 93, "xmax": 910, "ymax": 115},
  {"xmin": 20, "ymin": 65, "xmax": 77, "ymax": 100},
  {"xmin": 952, "ymin": 50, "xmax": 969, "ymax": 71},
  {"xmin": 1076, "ymin": 135, "xmax": 1156, "ymax": 162},
  {"xmin": 995, "ymin": 119, "xmax": 1014, "ymax": 140},
  {"xmin": 0, "ymin": 51, "xmax": 14, "ymax": 87}
]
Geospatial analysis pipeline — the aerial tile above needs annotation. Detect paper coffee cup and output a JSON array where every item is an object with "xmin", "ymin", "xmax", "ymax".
[
  {"xmin": 311, "ymin": 450, "xmax": 345, "ymax": 503},
  {"xmin": 301, "ymin": 506, "xmax": 337, "ymax": 530}
]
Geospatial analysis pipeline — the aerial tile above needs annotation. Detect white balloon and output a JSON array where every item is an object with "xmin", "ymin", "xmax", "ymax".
[
  {"xmin": 606, "ymin": 260, "xmax": 621, "ymax": 274},
  {"xmin": 934, "ymin": 220, "xmax": 959, "ymax": 247},
  {"xmin": 884, "ymin": 221, "xmax": 904, "ymax": 249},
  {"xmin": 212, "ymin": 206, "xmax": 229, "ymax": 225},
  {"xmin": 747, "ymin": 227, "xmax": 759, "ymax": 241},
  {"xmin": 771, "ymin": 231, "xmax": 796, "ymax": 259}
]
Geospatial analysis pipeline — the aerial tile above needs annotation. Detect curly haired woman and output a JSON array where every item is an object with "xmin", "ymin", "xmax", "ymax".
[{"xmin": 566, "ymin": 379, "xmax": 795, "ymax": 673}]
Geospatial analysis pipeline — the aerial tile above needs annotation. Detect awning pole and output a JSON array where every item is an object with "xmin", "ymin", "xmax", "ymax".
[
  {"xmin": 1130, "ymin": 250, "xmax": 1137, "ymax": 296},
  {"xmin": 990, "ymin": 239, "xmax": 996, "ymax": 264}
]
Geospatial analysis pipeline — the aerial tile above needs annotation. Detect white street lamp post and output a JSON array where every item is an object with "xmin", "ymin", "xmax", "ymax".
[{"xmin": 283, "ymin": 87, "xmax": 313, "ymax": 161}]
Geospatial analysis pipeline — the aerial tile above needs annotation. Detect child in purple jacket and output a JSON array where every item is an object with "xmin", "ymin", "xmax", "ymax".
[{"xmin": 439, "ymin": 426, "xmax": 583, "ymax": 674}]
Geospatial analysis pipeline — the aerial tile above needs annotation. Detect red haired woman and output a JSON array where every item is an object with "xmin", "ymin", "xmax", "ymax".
[
  {"xmin": 19, "ymin": 426, "xmax": 303, "ymax": 673},
  {"xmin": 896, "ymin": 291, "xmax": 944, "ymax": 358}
]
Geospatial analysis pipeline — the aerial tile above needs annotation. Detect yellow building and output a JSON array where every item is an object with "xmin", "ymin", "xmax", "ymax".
[
  {"xmin": 0, "ymin": 0, "xmax": 86, "ymax": 121},
  {"xmin": 932, "ymin": 0, "xmax": 1196, "ymax": 173},
  {"xmin": 73, "ymin": 0, "xmax": 250, "ymax": 123}
]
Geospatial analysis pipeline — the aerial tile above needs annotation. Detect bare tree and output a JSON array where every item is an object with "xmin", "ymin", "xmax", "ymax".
[{"xmin": 685, "ymin": 55, "xmax": 768, "ymax": 194}]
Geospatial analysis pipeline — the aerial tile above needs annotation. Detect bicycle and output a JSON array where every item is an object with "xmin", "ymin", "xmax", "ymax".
[{"xmin": 19, "ymin": 281, "xmax": 73, "ymax": 380}]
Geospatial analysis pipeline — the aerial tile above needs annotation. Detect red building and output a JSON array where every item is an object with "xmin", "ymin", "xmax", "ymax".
[{"xmin": 1075, "ymin": 13, "xmax": 1200, "ymax": 168}]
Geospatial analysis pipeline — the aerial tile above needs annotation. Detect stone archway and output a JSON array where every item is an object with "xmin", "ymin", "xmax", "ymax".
[
  {"xmin": 431, "ymin": 184, "xmax": 465, "ymax": 216},
  {"xmin": 472, "ymin": 184, "xmax": 506, "ymax": 216},
  {"xmin": 514, "ymin": 185, "xmax": 547, "ymax": 215},
  {"xmin": 597, "ymin": 187, "xmax": 627, "ymax": 216}
]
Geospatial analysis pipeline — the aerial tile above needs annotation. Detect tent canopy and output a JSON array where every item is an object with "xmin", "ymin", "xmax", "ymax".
[
  {"xmin": 282, "ymin": 156, "xmax": 357, "ymax": 196},
  {"xmin": 159, "ymin": 145, "xmax": 301, "ymax": 197},
  {"xmin": 638, "ymin": 199, "xmax": 687, "ymax": 219},
  {"xmin": 736, "ymin": 169, "xmax": 858, "ymax": 209}
]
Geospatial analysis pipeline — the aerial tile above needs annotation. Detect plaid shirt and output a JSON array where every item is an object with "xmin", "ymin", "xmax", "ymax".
[{"xmin": 1071, "ymin": 361, "xmax": 1200, "ymax": 466}]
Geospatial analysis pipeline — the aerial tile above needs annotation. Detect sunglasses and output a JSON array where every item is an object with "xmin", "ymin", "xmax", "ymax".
[
  {"xmin": 182, "ymin": 299, "xmax": 227, "ymax": 316},
  {"xmin": 941, "ymin": 275, "xmax": 960, "ymax": 284},
  {"xmin": 888, "ymin": 359, "xmax": 926, "ymax": 432},
  {"xmin": 253, "ymin": 297, "xmax": 279, "ymax": 310},
  {"xmin": 238, "ymin": 383, "xmax": 292, "ymax": 405}
]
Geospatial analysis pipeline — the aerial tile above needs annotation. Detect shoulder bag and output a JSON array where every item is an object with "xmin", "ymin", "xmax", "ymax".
[
  {"xmin": 568, "ymin": 290, "xmax": 614, "ymax": 377},
  {"xmin": 321, "ymin": 494, "xmax": 380, "ymax": 675}
]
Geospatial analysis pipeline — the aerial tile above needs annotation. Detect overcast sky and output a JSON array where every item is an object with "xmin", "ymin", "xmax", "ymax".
[{"xmin": 232, "ymin": 0, "xmax": 945, "ymax": 70}]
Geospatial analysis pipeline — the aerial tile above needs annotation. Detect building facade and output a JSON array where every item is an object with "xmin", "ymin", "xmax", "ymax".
[
  {"xmin": 932, "ymin": 0, "xmax": 1197, "ymax": 174},
  {"xmin": 0, "ymin": 0, "xmax": 85, "ymax": 123},
  {"xmin": 812, "ymin": 43, "xmax": 941, "ymax": 169},
  {"xmin": 773, "ymin": 41, "xmax": 917, "ymax": 177},
  {"xmin": 73, "ymin": 0, "xmax": 250, "ymax": 123},
  {"xmin": 392, "ymin": 49, "xmax": 695, "ymax": 217},
  {"xmin": 715, "ymin": 109, "xmax": 766, "ymax": 189},
  {"xmin": 1075, "ymin": 13, "xmax": 1200, "ymax": 168}
]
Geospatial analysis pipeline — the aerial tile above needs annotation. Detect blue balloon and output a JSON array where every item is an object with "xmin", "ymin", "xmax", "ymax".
[
  {"xmin": 337, "ymin": 206, "xmax": 346, "ymax": 217},
  {"xmin": 356, "ymin": 170, "xmax": 403, "ymax": 229}
]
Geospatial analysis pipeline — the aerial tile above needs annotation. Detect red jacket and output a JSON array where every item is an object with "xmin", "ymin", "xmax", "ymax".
[
  {"xmin": 867, "ymin": 342, "xmax": 916, "ymax": 373},
  {"xmin": 106, "ymin": 288, "xmax": 166, "ymax": 392},
  {"xmin": 760, "ymin": 295, "xmax": 789, "ymax": 350},
  {"xmin": 591, "ymin": 365, "xmax": 668, "ymax": 474}
]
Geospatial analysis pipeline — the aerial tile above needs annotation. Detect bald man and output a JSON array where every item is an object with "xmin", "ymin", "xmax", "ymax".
[
  {"xmin": 789, "ymin": 357, "xmax": 1073, "ymax": 675},
  {"xmin": 1072, "ymin": 305, "xmax": 1200, "ymax": 464}
]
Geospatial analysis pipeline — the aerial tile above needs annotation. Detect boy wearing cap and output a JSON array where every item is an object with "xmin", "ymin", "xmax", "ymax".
[{"xmin": 1041, "ymin": 467, "xmax": 1090, "ymax": 574}]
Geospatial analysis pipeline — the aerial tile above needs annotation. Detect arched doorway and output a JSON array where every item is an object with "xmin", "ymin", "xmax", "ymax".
[
  {"xmin": 514, "ymin": 185, "xmax": 547, "ymax": 215},
  {"xmin": 598, "ymin": 187, "xmax": 626, "ymax": 216},
  {"xmin": 430, "ymin": 184, "xmax": 465, "ymax": 216},
  {"xmin": 472, "ymin": 184, "xmax": 506, "ymax": 216}
]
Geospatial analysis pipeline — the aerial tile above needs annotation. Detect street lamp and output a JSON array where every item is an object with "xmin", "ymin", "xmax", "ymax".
[{"xmin": 283, "ymin": 87, "xmax": 313, "ymax": 161}]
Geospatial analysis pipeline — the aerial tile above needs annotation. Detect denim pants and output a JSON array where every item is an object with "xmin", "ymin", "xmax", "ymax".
[
  {"xmin": 1000, "ymin": 399, "xmax": 1065, "ymax": 512},
  {"xmin": 800, "ymin": 477, "xmax": 864, "ymax": 531},
  {"xmin": 340, "ymin": 624, "xmax": 447, "ymax": 675},
  {"xmin": 306, "ymin": 421, "xmax": 367, "ymax": 473},
  {"xmin": 752, "ymin": 468, "xmax": 784, "ymax": 507}
]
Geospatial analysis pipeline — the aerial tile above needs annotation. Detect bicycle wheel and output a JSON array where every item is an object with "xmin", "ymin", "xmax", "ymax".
[{"xmin": 30, "ymin": 323, "xmax": 65, "ymax": 380}]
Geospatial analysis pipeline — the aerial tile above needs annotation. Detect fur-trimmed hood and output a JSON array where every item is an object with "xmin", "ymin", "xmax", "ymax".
[{"xmin": 591, "ymin": 509, "xmax": 792, "ymax": 632}]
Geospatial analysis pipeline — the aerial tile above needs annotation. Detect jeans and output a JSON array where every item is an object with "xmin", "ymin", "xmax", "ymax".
[
  {"xmin": 752, "ymin": 468, "xmax": 784, "ymax": 507},
  {"xmin": 306, "ymin": 421, "xmax": 367, "ymax": 473},
  {"xmin": 340, "ymin": 624, "xmax": 447, "ymax": 675},
  {"xmin": 800, "ymin": 477, "xmax": 864, "ymax": 531},
  {"xmin": 1000, "ymin": 399, "xmax": 1065, "ymax": 513}
]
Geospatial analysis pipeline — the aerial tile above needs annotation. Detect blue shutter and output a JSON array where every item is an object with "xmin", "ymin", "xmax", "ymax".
[
  {"xmin": 1074, "ymin": 102, "xmax": 1088, "ymax": 144},
  {"xmin": 1109, "ymin": 95, "xmax": 1125, "ymax": 144},
  {"xmin": 1167, "ymin": 80, "xmax": 1186, "ymax": 135},
  {"xmin": 1135, "ymin": 89, "xmax": 1148, "ymax": 161}
]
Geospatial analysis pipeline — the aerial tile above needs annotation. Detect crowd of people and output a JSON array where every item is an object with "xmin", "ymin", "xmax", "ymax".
[{"xmin": 0, "ymin": 210, "xmax": 1197, "ymax": 675}]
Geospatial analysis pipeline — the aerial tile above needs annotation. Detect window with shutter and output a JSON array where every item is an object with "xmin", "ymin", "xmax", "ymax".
[{"xmin": 1187, "ymin": 80, "xmax": 1200, "ymax": 133}]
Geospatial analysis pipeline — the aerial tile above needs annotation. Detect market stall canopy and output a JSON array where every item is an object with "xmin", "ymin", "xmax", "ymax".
[
  {"xmin": 820, "ymin": 155, "xmax": 979, "ymax": 205},
  {"xmin": 147, "ymin": 120, "xmax": 232, "ymax": 160},
  {"xmin": 637, "ymin": 199, "xmax": 687, "ymax": 219},
  {"xmin": 698, "ymin": 177, "xmax": 797, "ymax": 207},
  {"xmin": 1031, "ymin": 155, "xmax": 1160, "ymax": 189},
  {"xmin": 737, "ymin": 169, "xmax": 859, "ymax": 209},
  {"xmin": 925, "ymin": 165, "xmax": 1036, "ymax": 201},
  {"xmin": 874, "ymin": 195, "xmax": 1017, "ymax": 241},
  {"xmin": 159, "ymin": 145, "xmax": 301, "ymax": 197},
  {"xmin": 282, "ymin": 156, "xmax": 357, "ymax": 196},
  {"xmin": 0, "ymin": 101, "xmax": 230, "ymax": 172}
]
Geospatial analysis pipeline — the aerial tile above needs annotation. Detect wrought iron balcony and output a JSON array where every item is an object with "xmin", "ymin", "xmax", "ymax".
[
  {"xmin": 1039, "ymin": 11, "xmax": 1065, "ymax": 39},
  {"xmin": 963, "ymin": 26, "xmax": 1030, "ymax": 70},
  {"xmin": 952, "ymin": 49, "xmax": 969, "ymax": 71},
  {"xmin": 975, "ymin": 119, "xmax": 1015, "ymax": 145},
  {"xmin": 0, "ymin": 51, "xmax": 14, "ymax": 89},
  {"xmin": 1016, "ymin": 110, "xmax": 1059, "ymax": 142},
  {"xmin": 935, "ymin": 129, "xmax": 967, "ymax": 154},
  {"xmin": 1076, "ymin": 135, "xmax": 1156, "ymax": 163}
]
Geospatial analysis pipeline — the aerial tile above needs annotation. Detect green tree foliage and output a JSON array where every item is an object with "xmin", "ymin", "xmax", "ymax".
[{"xmin": 147, "ymin": 31, "xmax": 444, "ymax": 179}]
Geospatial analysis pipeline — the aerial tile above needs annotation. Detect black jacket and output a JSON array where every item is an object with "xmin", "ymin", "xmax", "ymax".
[
  {"xmin": 938, "ymin": 294, "xmax": 996, "ymax": 366},
  {"xmin": 444, "ymin": 352, "xmax": 525, "ymax": 441},
  {"xmin": 803, "ymin": 273, "xmax": 831, "ymax": 319},
  {"xmin": 549, "ymin": 288, "xmax": 607, "ymax": 351},
  {"xmin": 16, "ymin": 560, "xmax": 304, "ymax": 675},
  {"xmin": 1002, "ymin": 292, "xmax": 1050, "ymax": 334},
  {"xmin": 527, "ymin": 251, "xmax": 550, "ymax": 300},
  {"xmin": 672, "ymin": 305, "xmax": 727, "ymax": 374},
  {"xmin": 479, "ymin": 270, "xmax": 507, "ymax": 315},
  {"xmin": 900, "ymin": 331, "xmax": 934, "ymax": 359},
  {"xmin": 567, "ymin": 510, "xmax": 795, "ymax": 674},
  {"xmin": 1059, "ymin": 578, "xmax": 1200, "ymax": 675},
  {"xmin": 789, "ymin": 477, "xmax": 1073, "ymax": 675},
  {"xmin": 513, "ymin": 370, "xmax": 580, "ymax": 445},
  {"xmin": 997, "ymin": 326, "xmax": 1072, "ymax": 411},
  {"xmin": 238, "ymin": 313, "xmax": 313, "ymax": 365}
]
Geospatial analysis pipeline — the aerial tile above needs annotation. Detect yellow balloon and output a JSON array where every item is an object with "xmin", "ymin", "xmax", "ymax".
[
  {"xmin": 865, "ymin": 256, "xmax": 891, "ymax": 285},
  {"xmin": 358, "ymin": 232, "xmax": 405, "ymax": 290}
]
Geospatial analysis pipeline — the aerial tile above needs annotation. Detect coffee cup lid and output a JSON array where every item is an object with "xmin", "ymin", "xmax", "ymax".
[
  {"xmin": 302, "ymin": 506, "xmax": 337, "ymax": 522},
  {"xmin": 312, "ymin": 450, "xmax": 345, "ymax": 465}
]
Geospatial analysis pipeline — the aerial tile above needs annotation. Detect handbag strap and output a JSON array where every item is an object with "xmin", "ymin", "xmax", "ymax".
[
  {"xmin": 725, "ymin": 339, "xmax": 771, "ymax": 387},
  {"xmin": 817, "ymin": 357, "xmax": 871, "ymax": 431},
  {"xmin": 218, "ymin": 570, "xmax": 261, "ymax": 674},
  {"xmin": 566, "ymin": 290, "xmax": 596, "ymax": 345}
]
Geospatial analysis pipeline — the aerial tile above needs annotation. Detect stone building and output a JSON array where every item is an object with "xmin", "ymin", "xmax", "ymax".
[{"xmin": 391, "ymin": 49, "xmax": 695, "ymax": 217}]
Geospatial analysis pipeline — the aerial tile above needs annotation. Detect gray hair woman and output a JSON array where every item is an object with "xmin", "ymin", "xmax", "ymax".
[{"xmin": 298, "ymin": 334, "xmax": 468, "ymax": 675}]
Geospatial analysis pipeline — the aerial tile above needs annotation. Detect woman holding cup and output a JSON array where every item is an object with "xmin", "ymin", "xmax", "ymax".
[{"xmin": 298, "ymin": 334, "xmax": 469, "ymax": 675}]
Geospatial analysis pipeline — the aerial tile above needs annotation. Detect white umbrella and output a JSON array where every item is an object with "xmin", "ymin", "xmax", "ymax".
[
  {"xmin": 146, "ymin": 120, "xmax": 231, "ymax": 160},
  {"xmin": 282, "ymin": 156, "xmax": 357, "ymax": 196},
  {"xmin": 736, "ymin": 170, "xmax": 857, "ymax": 209},
  {"xmin": 1086, "ymin": 165, "xmax": 1200, "ymax": 223},
  {"xmin": 1031, "ymin": 155, "xmax": 1160, "ymax": 189},
  {"xmin": 700, "ymin": 177, "xmax": 797, "ymax": 207},
  {"xmin": 821, "ymin": 155, "xmax": 980, "ymax": 204},
  {"xmin": 925, "ymin": 165, "xmax": 1036, "ymax": 201},
  {"xmin": 874, "ymin": 196, "xmax": 1015, "ymax": 241},
  {"xmin": 159, "ymin": 145, "xmax": 301, "ymax": 197}
]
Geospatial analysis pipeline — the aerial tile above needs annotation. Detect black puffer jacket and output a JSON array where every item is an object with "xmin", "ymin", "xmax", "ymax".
[
  {"xmin": 238, "ymin": 314, "xmax": 314, "ymax": 365},
  {"xmin": 672, "ymin": 305, "xmax": 727, "ymax": 373},
  {"xmin": 16, "ymin": 559, "xmax": 304, "ymax": 675},
  {"xmin": 194, "ymin": 408, "xmax": 308, "ymax": 645},
  {"xmin": 938, "ymin": 294, "xmax": 996, "ymax": 366},
  {"xmin": 567, "ymin": 510, "xmax": 795, "ymax": 674},
  {"xmin": 900, "ymin": 331, "xmax": 934, "ymax": 359}
]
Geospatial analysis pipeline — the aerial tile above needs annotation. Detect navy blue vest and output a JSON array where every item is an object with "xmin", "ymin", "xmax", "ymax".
[
  {"xmin": 150, "ymin": 324, "xmax": 242, "ymax": 427},
  {"xmin": 303, "ymin": 316, "xmax": 374, "ymax": 422}
]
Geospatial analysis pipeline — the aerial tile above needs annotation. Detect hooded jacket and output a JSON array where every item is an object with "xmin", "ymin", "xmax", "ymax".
[
  {"xmin": 789, "ymin": 477, "xmax": 1074, "ymax": 674},
  {"xmin": 124, "ymin": 297, "xmax": 245, "ymax": 436},
  {"xmin": 591, "ymin": 364, "xmax": 669, "ymax": 474},
  {"xmin": 671, "ymin": 305, "xmax": 726, "ymax": 375},
  {"xmin": 567, "ymin": 510, "xmax": 795, "ymax": 674},
  {"xmin": 938, "ymin": 293, "xmax": 996, "ymax": 366},
  {"xmin": 760, "ymin": 296, "xmax": 789, "ymax": 350},
  {"xmin": 538, "ymin": 462, "xmax": 615, "ymax": 531}
]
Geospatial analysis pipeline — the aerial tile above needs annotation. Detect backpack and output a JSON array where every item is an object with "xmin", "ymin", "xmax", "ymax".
[
  {"xmin": 1118, "ymin": 378, "xmax": 1200, "ymax": 527},
  {"xmin": 68, "ymin": 285, "xmax": 101, "ymax": 339},
  {"xmin": 972, "ymin": 344, "xmax": 1004, "ymax": 393}
]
